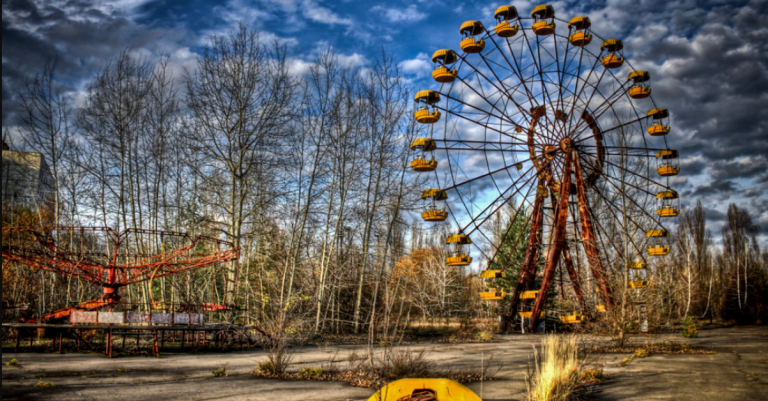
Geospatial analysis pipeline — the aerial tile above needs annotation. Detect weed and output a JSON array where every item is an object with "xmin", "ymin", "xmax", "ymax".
[
  {"xmin": 212, "ymin": 364, "xmax": 228, "ymax": 377},
  {"xmin": 526, "ymin": 335, "xmax": 582, "ymax": 401},
  {"xmin": 682, "ymin": 317, "xmax": 699, "ymax": 338},
  {"xmin": 298, "ymin": 367, "xmax": 324, "ymax": 377},
  {"xmin": 34, "ymin": 380, "xmax": 55, "ymax": 388},
  {"xmin": 257, "ymin": 361, "xmax": 277, "ymax": 373},
  {"xmin": 6, "ymin": 358, "xmax": 18, "ymax": 366},
  {"xmin": 580, "ymin": 368, "xmax": 604, "ymax": 383},
  {"xmin": 379, "ymin": 341, "xmax": 392, "ymax": 347},
  {"xmin": 633, "ymin": 348, "xmax": 648, "ymax": 358},
  {"xmin": 476, "ymin": 331, "xmax": 494, "ymax": 341},
  {"xmin": 620, "ymin": 357, "xmax": 632, "ymax": 366}
]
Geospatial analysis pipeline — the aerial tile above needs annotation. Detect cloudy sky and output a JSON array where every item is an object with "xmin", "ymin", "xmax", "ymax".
[{"xmin": 3, "ymin": 0, "xmax": 767, "ymax": 246}]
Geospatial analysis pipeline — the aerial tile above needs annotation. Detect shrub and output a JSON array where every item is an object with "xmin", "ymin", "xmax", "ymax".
[
  {"xmin": 257, "ymin": 361, "xmax": 277, "ymax": 373},
  {"xmin": 298, "ymin": 367, "xmax": 324, "ymax": 377},
  {"xmin": 633, "ymin": 348, "xmax": 648, "ymax": 358},
  {"xmin": 682, "ymin": 317, "xmax": 699, "ymax": 338},
  {"xmin": 35, "ymin": 381, "xmax": 55, "ymax": 388},
  {"xmin": 6, "ymin": 358, "xmax": 18, "ymax": 366},
  {"xmin": 580, "ymin": 368, "xmax": 604, "ymax": 383},
  {"xmin": 620, "ymin": 358, "xmax": 632, "ymax": 366},
  {"xmin": 527, "ymin": 335, "xmax": 582, "ymax": 401},
  {"xmin": 212, "ymin": 365, "xmax": 227, "ymax": 377}
]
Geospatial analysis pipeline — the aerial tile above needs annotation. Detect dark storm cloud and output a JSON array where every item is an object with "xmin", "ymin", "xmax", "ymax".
[
  {"xmin": 1, "ymin": 0, "xmax": 187, "ymax": 124},
  {"xmin": 687, "ymin": 179, "xmax": 736, "ymax": 197},
  {"xmin": 709, "ymin": 156, "xmax": 768, "ymax": 181},
  {"xmin": 703, "ymin": 206, "xmax": 728, "ymax": 221}
]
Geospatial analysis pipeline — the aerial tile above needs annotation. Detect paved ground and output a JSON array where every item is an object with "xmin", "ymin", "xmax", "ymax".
[{"xmin": 2, "ymin": 326, "xmax": 767, "ymax": 400}]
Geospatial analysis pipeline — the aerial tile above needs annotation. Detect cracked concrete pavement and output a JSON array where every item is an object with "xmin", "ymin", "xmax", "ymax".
[{"xmin": 2, "ymin": 326, "xmax": 766, "ymax": 400}]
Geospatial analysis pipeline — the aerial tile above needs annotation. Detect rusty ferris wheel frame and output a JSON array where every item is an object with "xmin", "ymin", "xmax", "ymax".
[{"xmin": 410, "ymin": 5, "xmax": 679, "ymax": 331}]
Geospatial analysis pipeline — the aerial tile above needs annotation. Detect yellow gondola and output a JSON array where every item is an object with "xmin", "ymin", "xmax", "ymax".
[
  {"xmin": 568, "ymin": 16, "xmax": 592, "ymax": 46},
  {"xmin": 647, "ymin": 107, "xmax": 671, "ymax": 136},
  {"xmin": 656, "ymin": 189, "xmax": 680, "ymax": 217},
  {"xmin": 480, "ymin": 269, "xmax": 506, "ymax": 278},
  {"xmin": 601, "ymin": 39, "xmax": 624, "ymax": 68},
  {"xmin": 410, "ymin": 138, "xmax": 438, "ymax": 172},
  {"xmin": 531, "ymin": 5, "xmax": 555, "ymax": 36},
  {"xmin": 431, "ymin": 49, "xmax": 459, "ymax": 83},
  {"xmin": 596, "ymin": 305, "xmax": 607, "ymax": 313},
  {"xmin": 519, "ymin": 311, "xmax": 545, "ymax": 318},
  {"xmin": 647, "ymin": 228, "xmax": 670, "ymax": 256},
  {"xmin": 413, "ymin": 90, "xmax": 441, "ymax": 124},
  {"xmin": 494, "ymin": 6, "xmax": 519, "ymax": 38},
  {"xmin": 479, "ymin": 288, "xmax": 507, "ymax": 300},
  {"xmin": 656, "ymin": 149, "xmax": 680, "ymax": 177},
  {"xmin": 559, "ymin": 311, "xmax": 584, "ymax": 324},
  {"xmin": 628, "ymin": 280, "xmax": 650, "ymax": 289},
  {"xmin": 420, "ymin": 189, "xmax": 448, "ymax": 222},
  {"xmin": 460, "ymin": 21, "xmax": 485, "ymax": 53},
  {"xmin": 446, "ymin": 234, "xmax": 472, "ymax": 266},
  {"xmin": 520, "ymin": 290, "xmax": 539, "ymax": 299},
  {"xmin": 628, "ymin": 70, "xmax": 651, "ymax": 99},
  {"xmin": 629, "ymin": 261, "xmax": 648, "ymax": 269}
]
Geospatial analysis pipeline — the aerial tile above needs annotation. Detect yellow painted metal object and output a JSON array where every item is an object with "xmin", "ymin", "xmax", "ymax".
[
  {"xmin": 480, "ymin": 288, "xmax": 507, "ymax": 300},
  {"xmin": 446, "ymin": 234, "xmax": 471, "ymax": 244},
  {"xmin": 421, "ymin": 209, "xmax": 449, "ymax": 222},
  {"xmin": 531, "ymin": 4, "xmax": 555, "ymax": 19},
  {"xmin": 368, "ymin": 378, "xmax": 482, "ymax": 401},
  {"xmin": 519, "ymin": 311, "xmax": 545, "ymax": 318},
  {"xmin": 596, "ymin": 305, "xmax": 607, "ymax": 313},
  {"xmin": 446, "ymin": 254, "xmax": 472, "ymax": 266},
  {"xmin": 559, "ymin": 312, "xmax": 584, "ymax": 324},
  {"xmin": 433, "ymin": 66, "xmax": 458, "ymax": 83},
  {"xmin": 568, "ymin": 16, "xmax": 591, "ymax": 30},
  {"xmin": 411, "ymin": 158, "xmax": 438, "ymax": 172},
  {"xmin": 520, "ymin": 290, "xmax": 539, "ymax": 300},
  {"xmin": 480, "ymin": 269, "xmax": 505, "ymax": 279},
  {"xmin": 532, "ymin": 20, "xmax": 555, "ymax": 36},
  {"xmin": 602, "ymin": 54, "xmax": 624, "ymax": 68},
  {"xmin": 460, "ymin": 20, "xmax": 485, "ymax": 36},
  {"xmin": 629, "ymin": 87, "xmax": 651, "ymax": 99},
  {"xmin": 628, "ymin": 280, "xmax": 650, "ymax": 289},
  {"xmin": 648, "ymin": 123, "xmax": 670, "ymax": 136},
  {"xmin": 656, "ymin": 149, "xmax": 679, "ymax": 159},
  {"xmin": 657, "ymin": 206, "xmax": 680, "ymax": 218},
  {"xmin": 414, "ymin": 108, "xmax": 441, "ymax": 124},
  {"xmin": 601, "ymin": 39, "xmax": 624, "ymax": 52},
  {"xmin": 495, "ymin": 21, "xmax": 519, "ymax": 38},
  {"xmin": 658, "ymin": 165, "xmax": 680, "ymax": 176},
  {"xmin": 569, "ymin": 32, "xmax": 592, "ymax": 46},
  {"xmin": 495, "ymin": 5, "xmax": 518, "ymax": 21},
  {"xmin": 646, "ymin": 229, "xmax": 669, "ymax": 237},
  {"xmin": 422, "ymin": 189, "xmax": 448, "ymax": 200},
  {"xmin": 647, "ymin": 108, "xmax": 669, "ymax": 119},
  {"xmin": 460, "ymin": 37, "xmax": 485, "ymax": 53},
  {"xmin": 411, "ymin": 138, "xmax": 438, "ymax": 151},
  {"xmin": 648, "ymin": 245, "xmax": 670, "ymax": 256},
  {"xmin": 629, "ymin": 261, "xmax": 648, "ymax": 269},
  {"xmin": 414, "ymin": 90, "xmax": 441, "ymax": 104},
  {"xmin": 628, "ymin": 70, "xmax": 650, "ymax": 83},
  {"xmin": 657, "ymin": 190, "xmax": 679, "ymax": 199},
  {"xmin": 432, "ymin": 49, "xmax": 458, "ymax": 65}
]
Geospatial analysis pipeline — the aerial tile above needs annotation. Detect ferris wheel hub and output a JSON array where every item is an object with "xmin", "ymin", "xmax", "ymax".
[{"xmin": 559, "ymin": 138, "xmax": 574, "ymax": 152}]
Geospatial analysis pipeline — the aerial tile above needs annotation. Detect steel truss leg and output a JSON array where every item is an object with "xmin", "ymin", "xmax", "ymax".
[
  {"xmin": 507, "ymin": 180, "xmax": 546, "ymax": 325},
  {"xmin": 563, "ymin": 246, "xmax": 589, "ymax": 317},
  {"xmin": 573, "ymin": 154, "xmax": 614, "ymax": 310},
  {"xmin": 530, "ymin": 152, "xmax": 573, "ymax": 331}
]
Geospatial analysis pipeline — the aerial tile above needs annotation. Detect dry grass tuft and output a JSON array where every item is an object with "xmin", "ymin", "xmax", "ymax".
[
  {"xmin": 34, "ymin": 380, "xmax": 55, "ymax": 388},
  {"xmin": 527, "ymin": 334, "xmax": 583, "ymax": 401},
  {"xmin": 579, "ymin": 368, "xmax": 604, "ymax": 384}
]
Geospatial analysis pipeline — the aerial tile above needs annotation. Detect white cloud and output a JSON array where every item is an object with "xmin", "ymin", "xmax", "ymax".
[
  {"xmin": 399, "ymin": 52, "xmax": 431, "ymax": 77},
  {"xmin": 370, "ymin": 5, "xmax": 427, "ymax": 23}
]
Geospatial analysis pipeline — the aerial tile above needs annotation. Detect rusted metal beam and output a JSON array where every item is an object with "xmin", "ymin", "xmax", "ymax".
[
  {"xmin": 573, "ymin": 154, "xmax": 614, "ymax": 310},
  {"xmin": 530, "ymin": 151, "xmax": 573, "ymax": 331},
  {"xmin": 563, "ymin": 246, "xmax": 589, "ymax": 317}
]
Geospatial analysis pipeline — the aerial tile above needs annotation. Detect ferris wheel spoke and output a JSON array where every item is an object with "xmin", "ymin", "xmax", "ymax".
[
  {"xmin": 569, "ymin": 83, "xmax": 633, "ymax": 139},
  {"xmin": 443, "ymin": 153, "xmax": 542, "ymax": 191},
  {"xmin": 457, "ymin": 57, "xmax": 534, "ymax": 122},
  {"xmin": 564, "ymin": 56, "xmax": 605, "ymax": 134},
  {"xmin": 441, "ymin": 91, "xmax": 521, "ymax": 128},
  {"xmin": 578, "ymin": 155, "xmax": 669, "ymax": 231},
  {"xmin": 463, "ymin": 164, "xmax": 540, "ymax": 235},
  {"xmin": 587, "ymin": 184, "xmax": 654, "ymax": 259},
  {"xmin": 476, "ymin": 53, "xmax": 536, "ymax": 128},
  {"xmin": 434, "ymin": 104, "xmax": 529, "ymax": 145},
  {"xmin": 573, "ymin": 115, "xmax": 652, "ymax": 143}
]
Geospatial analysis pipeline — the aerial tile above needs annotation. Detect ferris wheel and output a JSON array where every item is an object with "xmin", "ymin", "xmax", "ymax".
[{"xmin": 409, "ymin": 4, "xmax": 680, "ymax": 330}]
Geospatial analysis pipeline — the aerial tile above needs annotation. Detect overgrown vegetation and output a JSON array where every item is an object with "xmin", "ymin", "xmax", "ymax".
[
  {"xmin": 526, "ymin": 335, "xmax": 583, "ymax": 401},
  {"xmin": 34, "ymin": 380, "xmax": 55, "ymax": 388},
  {"xmin": 211, "ymin": 364, "xmax": 228, "ymax": 378},
  {"xmin": 682, "ymin": 317, "xmax": 699, "ymax": 338},
  {"xmin": 6, "ymin": 358, "xmax": 18, "ymax": 366}
]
